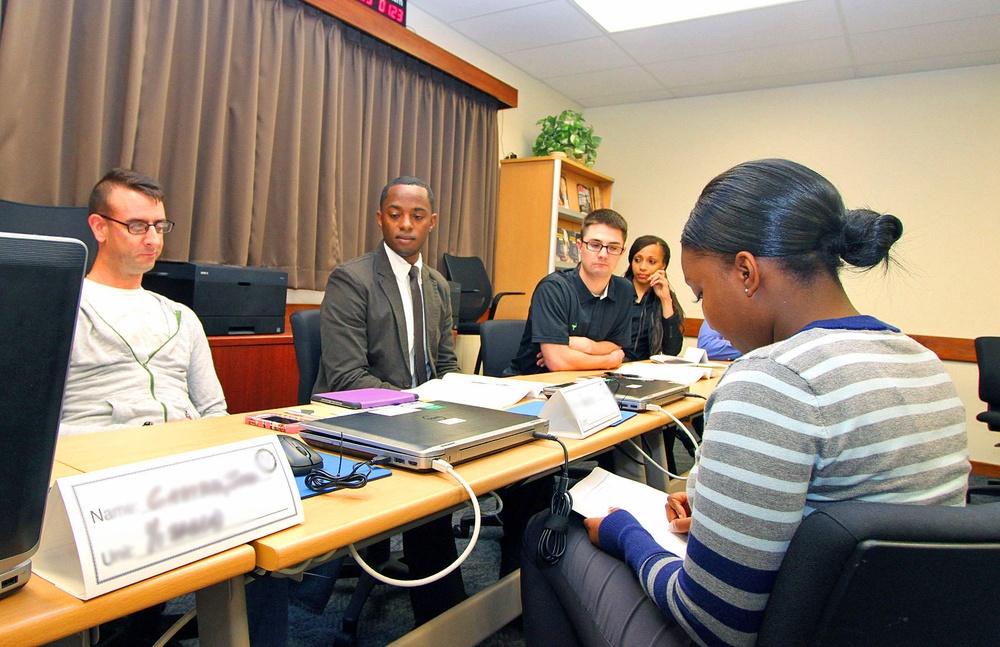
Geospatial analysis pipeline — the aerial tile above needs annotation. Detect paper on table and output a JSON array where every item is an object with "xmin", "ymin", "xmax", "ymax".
[
  {"xmin": 405, "ymin": 372, "xmax": 548, "ymax": 409},
  {"xmin": 617, "ymin": 361, "xmax": 712, "ymax": 384},
  {"xmin": 570, "ymin": 467, "xmax": 687, "ymax": 558}
]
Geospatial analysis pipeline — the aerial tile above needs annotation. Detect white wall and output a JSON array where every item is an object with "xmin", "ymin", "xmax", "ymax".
[{"xmin": 583, "ymin": 65, "xmax": 1000, "ymax": 462}]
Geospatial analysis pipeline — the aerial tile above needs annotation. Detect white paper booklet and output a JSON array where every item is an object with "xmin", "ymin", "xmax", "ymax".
[
  {"xmin": 570, "ymin": 467, "xmax": 687, "ymax": 558},
  {"xmin": 616, "ymin": 361, "xmax": 712, "ymax": 384},
  {"xmin": 405, "ymin": 372, "xmax": 548, "ymax": 409}
]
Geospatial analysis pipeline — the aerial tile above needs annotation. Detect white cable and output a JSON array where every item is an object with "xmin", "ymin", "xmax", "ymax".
[
  {"xmin": 347, "ymin": 459, "xmax": 480, "ymax": 588},
  {"xmin": 624, "ymin": 438, "xmax": 687, "ymax": 480},
  {"xmin": 151, "ymin": 608, "xmax": 197, "ymax": 647},
  {"xmin": 646, "ymin": 403, "xmax": 703, "ymax": 449},
  {"xmin": 625, "ymin": 404, "xmax": 702, "ymax": 480}
]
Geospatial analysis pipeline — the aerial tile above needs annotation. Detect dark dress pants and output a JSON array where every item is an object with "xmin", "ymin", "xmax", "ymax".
[{"xmin": 520, "ymin": 512, "xmax": 692, "ymax": 647}]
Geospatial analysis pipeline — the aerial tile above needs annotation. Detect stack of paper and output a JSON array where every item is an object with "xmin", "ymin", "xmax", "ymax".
[
  {"xmin": 405, "ymin": 372, "xmax": 548, "ymax": 409},
  {"xmin": 569, "ymin": 467, "xmax": 687, "ymax": 557}
]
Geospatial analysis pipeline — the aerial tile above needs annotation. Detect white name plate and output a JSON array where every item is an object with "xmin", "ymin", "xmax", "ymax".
[
  {"xmin": 34, "ymin": 435, "xmax": 303, "ymax": 600},
  {"xmin": 541, "ymin": 378, "xmax": 621, "ymax": 439}
]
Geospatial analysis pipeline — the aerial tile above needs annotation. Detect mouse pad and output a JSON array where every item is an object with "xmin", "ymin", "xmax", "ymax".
[{"xmin": 295, "ymin": 451, "xmax": 392, "ymax": 499}]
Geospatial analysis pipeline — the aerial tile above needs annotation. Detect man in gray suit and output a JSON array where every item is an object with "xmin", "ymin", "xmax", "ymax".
[{"xmin": 314, "ymin": 175, "xmax": 466, "ymax": 624}]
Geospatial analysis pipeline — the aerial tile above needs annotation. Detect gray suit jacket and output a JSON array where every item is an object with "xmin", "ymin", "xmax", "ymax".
[{"xmin": 315, "ymin": 242, "xmax": 460, "ymax": 392}]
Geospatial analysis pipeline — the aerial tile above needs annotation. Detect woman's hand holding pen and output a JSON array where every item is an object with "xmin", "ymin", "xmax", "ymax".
[{"xmin": 666, "ymin": 492, "xmax": 691, "ymax": 533}]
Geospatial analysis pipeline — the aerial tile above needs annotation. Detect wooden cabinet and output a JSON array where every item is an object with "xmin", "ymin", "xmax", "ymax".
[{"xmin": 494, "ymin": 156, "xmax": 614, "ymax": 320}]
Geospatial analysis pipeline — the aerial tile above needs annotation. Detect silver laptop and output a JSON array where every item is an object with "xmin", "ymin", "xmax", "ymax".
[
  {"xmin": 299, "ymin": 401, "xmax": 548, "ymax": 471},
  {"xmin": 544, "ymin": 376, "xmax": 688, "ymax": 412}
]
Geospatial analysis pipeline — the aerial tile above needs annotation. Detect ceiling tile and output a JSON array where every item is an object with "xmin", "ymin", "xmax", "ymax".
[
  {"xmin": 609, "ymin": 0, "xmax": 843, "ymax": 63},
  {"xmin": 409, "ymin": 0, "xmax": 543, "ymax": 23},
  {"xmin": 504, "ymin": 37, "xmax": 636, "ymax": 79},
  {"xmin": 850, "ymin": 16, "xmax": 1000, "ymax": 65},
  {"xmin": 576, "ymin": 89, "xmax": 678, "ymax": 108},
  {"xmin": 447, "ymin": 0, "xmax": 603, "ymax": 54},
  {"xmin": 407, "ymin": 0, "xmax": 1000, "ymax": 107},
  {"xmin": 839, "ymin": 0, "xmax": 1000, "ymax": 32},
  {"xmin": 856, "ymin": 51, "xmax": 1000, "ymax": 78},
  {"xmin": 544, "ymin": 65, "xmax": 664, "ymax": 99},
  {"xmin": 667, "ymin": 67, "xmax": 854, "ymax": 98},
  {"xmin": 646, "ymin": 38, "xmax": 852, "ymax": 87}
]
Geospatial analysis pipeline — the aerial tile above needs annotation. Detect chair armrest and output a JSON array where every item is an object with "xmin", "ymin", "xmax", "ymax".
[
  {"xmin": 977, "ymin": 410, "xmax": 1000, "ymax": 430},
  {"xmin": 486, "ymin": 291, "xmax": 525, "ymax": 320}
]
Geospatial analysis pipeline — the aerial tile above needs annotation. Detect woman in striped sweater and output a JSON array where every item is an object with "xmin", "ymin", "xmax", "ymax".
[{"xmin": 520, "ymin": 158, "xmax": 970, "ymax": 647}]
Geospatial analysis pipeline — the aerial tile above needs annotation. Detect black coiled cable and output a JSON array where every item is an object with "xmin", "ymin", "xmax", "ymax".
[{"xmin": 534, "ymin": 433, "xmax": 573, "ymax": 566}]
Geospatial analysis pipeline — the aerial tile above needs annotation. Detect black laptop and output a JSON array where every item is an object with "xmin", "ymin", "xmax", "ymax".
[{"xmin": 299, "ymin": 401, "xmax": 547, "ymax": 471}]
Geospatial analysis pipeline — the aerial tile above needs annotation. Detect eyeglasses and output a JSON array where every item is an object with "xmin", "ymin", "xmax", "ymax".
[
  {"xmin": 98, "ymin": 213, "xmax": 174, "ymax": 235},
  {"xmin": 580, "ymin": 239, "xmax": 624, "ymax": 256}
]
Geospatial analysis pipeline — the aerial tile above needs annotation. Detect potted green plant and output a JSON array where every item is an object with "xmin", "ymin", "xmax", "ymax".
[{"xmin": 532, "ymin": 109, "xmax": 601, "ymax": 167}]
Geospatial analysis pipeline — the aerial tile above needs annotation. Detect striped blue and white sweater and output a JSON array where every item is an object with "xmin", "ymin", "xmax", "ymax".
[{"xmin": 599, "ymin": 317, "xmax": 970, "ymax": 647}]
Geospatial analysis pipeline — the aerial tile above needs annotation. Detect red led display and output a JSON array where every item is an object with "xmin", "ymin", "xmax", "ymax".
[{"xmin": 356, "ymin": 0, "xmax": 406, "ymax": 26}]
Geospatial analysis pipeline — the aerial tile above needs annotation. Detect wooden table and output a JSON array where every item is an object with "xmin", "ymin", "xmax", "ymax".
[
  {"xmin": 0, "ymin": 461, "xmax": 257, "ymax": 647},
  {"xmin": 40, "ymin": 372, "xmax": 715, "ymax": 646}
]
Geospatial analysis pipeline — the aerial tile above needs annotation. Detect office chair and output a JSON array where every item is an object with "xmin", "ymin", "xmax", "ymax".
[
  {"xmin": 0, "ymin": 198, "xmax": 96, "ymax": 272},
  {"xmin": 288, "ymin": 307, "xmax": 407, "ymax": 643},
  {"xmin": 756, "ymin": 500, "xmax": 1000, "ymax": 647},
  {"xmin": 974, "ymin": 337, "xmax": 1000, "ymax": 442},
  {"xmin": 478, "ymin": 319, "xmax": 526, "ymax": 378},
  {"xmin": 442, "ymin": 253, "xmax": 524, "ymax": 374},
  {"xmin": 289, "ymin": 309, "xmax": 322, "ymax": 405},
  {"xmin": 967, "ymin": 337, "xmax": 1000, "ymax": 500}
]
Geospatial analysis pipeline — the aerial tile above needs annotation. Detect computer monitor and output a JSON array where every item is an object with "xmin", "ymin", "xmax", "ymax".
[
  {"xmin": 0, "ymin": 232, "xmax": 86, "ymax": 599},
  {"xmin": 0, "ymin": 198, "xmax": 96, "ymax": 272}
]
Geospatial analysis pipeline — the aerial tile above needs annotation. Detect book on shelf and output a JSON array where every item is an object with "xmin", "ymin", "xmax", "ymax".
[
  {"xmin": 567, "ymin": 229, "xmax": 580, "ymax": 262},
  {"xmin": 555, "ymin": 228, "xmax": 569, "ymax": 262},
  {"xmin": 592, "ymin": 185, "xmax": 603, "ymax": 210},
  {"xmin": 577, "ymin": 183, "xmax": 591, "ymax": 213},
  {"xmin": 558, "ymin": 174, "xmax": 569, "ymax": 207}
]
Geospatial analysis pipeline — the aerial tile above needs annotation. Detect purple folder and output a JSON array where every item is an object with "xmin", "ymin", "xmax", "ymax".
[{"xmin": 311, "ymin": 388, "xmax": 417, "ymax": 409}]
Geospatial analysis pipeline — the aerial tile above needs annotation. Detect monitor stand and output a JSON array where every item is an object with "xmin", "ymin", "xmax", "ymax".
[{"xmin": 0, "ymin": 559, "xmax": 32, "ymax": 600}]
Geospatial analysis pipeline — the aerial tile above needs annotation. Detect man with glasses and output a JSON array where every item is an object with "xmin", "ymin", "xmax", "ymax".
[
  {"xmin": 507, "ymin": 208, "xmax": 634, "ymax": 376},
  {"xmin": 59, "ymin": 167, "xmax": 227, "ymax": 436}
]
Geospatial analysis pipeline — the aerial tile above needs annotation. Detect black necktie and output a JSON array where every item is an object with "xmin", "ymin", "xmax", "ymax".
[{"xmin": 409, "ymin": 265, "xmax": 428, "ymax": 386}]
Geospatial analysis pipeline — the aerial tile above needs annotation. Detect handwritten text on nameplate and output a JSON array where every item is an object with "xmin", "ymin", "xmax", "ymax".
[{"xmin": 66, "ymin": 436, "xmax": 302, "ymax": 586}]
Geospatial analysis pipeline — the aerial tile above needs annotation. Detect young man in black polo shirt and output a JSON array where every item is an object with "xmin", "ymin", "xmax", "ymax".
[
  {"xmin": 499, "ymin": 209, "xmax": 634, "ymax": 576},
  {"xmin": 507, "ymin": 208, "xmax": 634, "ymax": 375}
]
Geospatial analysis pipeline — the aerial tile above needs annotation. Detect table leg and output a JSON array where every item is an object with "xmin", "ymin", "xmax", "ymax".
[{"xmin": 195, "ymin": 575, "xmax": 250, "ymax": 647}]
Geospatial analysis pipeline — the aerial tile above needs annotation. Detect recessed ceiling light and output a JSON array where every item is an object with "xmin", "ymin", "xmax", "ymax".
[{"xmin": 571, "ymin": 0, "xmax": 808, "ymax": 33}]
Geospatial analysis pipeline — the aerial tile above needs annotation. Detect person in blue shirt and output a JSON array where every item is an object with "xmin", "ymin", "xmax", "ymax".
[
  {"xmin": 697, "ymin": 318, "xmax": 742, "ymax": 360},
  {"xmin": 623, "ymin": 234, "xmax": 685, "ymax": 360}
]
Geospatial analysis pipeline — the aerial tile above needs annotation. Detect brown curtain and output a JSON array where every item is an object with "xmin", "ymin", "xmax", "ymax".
[{"xmin": 0, "ymin": 0, "xmax": 499, "ymax": 289}]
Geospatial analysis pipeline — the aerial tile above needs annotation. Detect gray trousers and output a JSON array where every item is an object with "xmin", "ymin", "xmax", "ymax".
[{"xmin": 520, "ymin": 512, "xmax": 693, "ymax": 647}]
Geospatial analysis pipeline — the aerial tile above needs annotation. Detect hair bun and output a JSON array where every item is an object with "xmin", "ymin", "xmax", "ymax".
[{"xmin": 836, "ymin": 208, "xmax": 903, "ymax": 268}]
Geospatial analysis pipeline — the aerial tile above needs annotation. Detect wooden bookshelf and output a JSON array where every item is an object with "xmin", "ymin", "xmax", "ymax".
[{"xmin": 495, "ymin": 156, "xmax": 614, "ymax": 319}]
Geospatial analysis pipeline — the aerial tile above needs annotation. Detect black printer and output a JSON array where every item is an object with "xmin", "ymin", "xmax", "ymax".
[{"xmin": 142, "ymin": 261, "xmax": 288, "ymax": 335}]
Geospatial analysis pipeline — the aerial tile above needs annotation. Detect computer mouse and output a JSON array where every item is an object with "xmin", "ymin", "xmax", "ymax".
[{"xmin": 278, "ymin": 434, "xmax": 324, "ymax": 477}]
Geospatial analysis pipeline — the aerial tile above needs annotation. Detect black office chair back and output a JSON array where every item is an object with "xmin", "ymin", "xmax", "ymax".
[
  {"xmin": 442, "ymin": 253, "xmax": 493, "ymax": 332},
  {"xmin": 757, "ymin": 500, "xmax": 1000, "ymax": 647},
  {"xmin": 975, "ymin": 337, "xmax": 1000, "ymax": 431},
  {"xmin": 447, "ymin": 280, "xmax": 462, "ymax": 330},
  {"xmin": 290, "ymin": 308, "xmax": 322, "ymax": 405},
  {"xmin": 0, "ymin": 198, "xmax": 96, "ymax": 272},
  {"xmin": 479, "ymin": 319, "xmax": 526, "ymax": 378}
]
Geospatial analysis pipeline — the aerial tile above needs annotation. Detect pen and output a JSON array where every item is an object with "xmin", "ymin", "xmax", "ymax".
[{"xmin": 604, "ymin": 372, "xmax": 647, "ymax": 380}]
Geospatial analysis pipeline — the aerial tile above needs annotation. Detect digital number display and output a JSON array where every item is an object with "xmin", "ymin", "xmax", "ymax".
[{"xmin": 356, "ymin": 0, "xmax": 406, "ymax": 26}]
